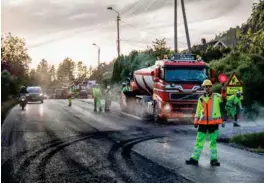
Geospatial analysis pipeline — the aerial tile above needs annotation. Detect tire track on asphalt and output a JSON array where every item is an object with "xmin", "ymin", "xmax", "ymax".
[
  {"xmin": 2, "ymin": 100, "xmax": 193, "ymax": 182},
  {"xmin": 1, "ymin": 134, "xmax": 87, "ymax": 182},
  {"xmin": 108, "ymin": 135, "xmax": 192, "ymax": 183},
  {"xmin": 42, "ymin": 100, "xmax": 191, "ymax": 182}
]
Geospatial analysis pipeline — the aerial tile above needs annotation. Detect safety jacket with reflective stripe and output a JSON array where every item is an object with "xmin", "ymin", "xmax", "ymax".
[
  {"xmin": 92, "ymin": 88, "xmax": 102, "ymax": 98},
  {"xmin": 226, "ymin": 94, "xmax": 242, "ymax": 109},
  {"xmin": 194, "ymin": 93, "xmax": 223, "ymax": 125}
]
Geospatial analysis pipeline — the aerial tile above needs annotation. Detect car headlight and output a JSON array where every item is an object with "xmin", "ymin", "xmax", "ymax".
[{"xmin": 39, "ymin": 93, "xmax": 43, "ymax": 96}]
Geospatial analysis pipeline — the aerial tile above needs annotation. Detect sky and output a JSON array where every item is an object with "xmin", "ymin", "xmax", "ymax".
[{"xmin": 1, "ymin": 0, "xmax": 256, "ymax": 69}]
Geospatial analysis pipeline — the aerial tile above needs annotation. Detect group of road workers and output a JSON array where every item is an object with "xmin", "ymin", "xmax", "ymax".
[
  {"xmin": 20, "ymin": 78, "xmax": 242, "ymax": 167},
  {"xmin": 65, "ymin": 84, "xmax": 112, "ymax": 111}
]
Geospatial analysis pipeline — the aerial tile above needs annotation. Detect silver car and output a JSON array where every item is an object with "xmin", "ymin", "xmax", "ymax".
[{"xmin": 26, "ymin": 86, "xmax": 44, "ymax": 103}]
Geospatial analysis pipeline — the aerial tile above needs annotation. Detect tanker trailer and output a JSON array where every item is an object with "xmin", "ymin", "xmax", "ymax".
[{"xmin": 120, "ymin": 54, "xmax": 217, "ymax": 123}]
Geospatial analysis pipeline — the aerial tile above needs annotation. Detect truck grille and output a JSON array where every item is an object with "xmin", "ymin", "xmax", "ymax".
[{"xmin": 170, "ymin": 93, "xmax": 202, "ymax": 100}]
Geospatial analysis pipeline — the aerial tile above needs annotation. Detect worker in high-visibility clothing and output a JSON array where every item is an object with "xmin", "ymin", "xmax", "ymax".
[
  {"xmin": 122, "ymin": 82, "xmax": 130, "ymax": 92},
  {"xmin": 68, "ymin": 87, "xmax": 72, "ymax": 106},
  {"xmin": 225, "ymin": 90, "xmax": 243, "ymax": 127},
  {"xmin": 92, "ymin": 84, "xmax": 102, "ymax": 112},
  {"xmin": 186, "ymin": 79, "xmax": 225, "ymax": 167},
  {"xmin": 104, "ymin": 85, "xmax": 112, "ymax": 111}
]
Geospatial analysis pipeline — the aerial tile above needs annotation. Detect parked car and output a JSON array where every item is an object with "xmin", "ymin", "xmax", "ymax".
[
  {"xmin": 78, "ymin": 90, "xmax": 88, "ymax": 99},
  {"xmin": 26, "ymin": 86, "xmax": 44, "ymax": 103}
]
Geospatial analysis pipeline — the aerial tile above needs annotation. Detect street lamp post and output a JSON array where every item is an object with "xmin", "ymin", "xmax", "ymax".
[
  {"xmin": 92, "ymin": 43, "xmax": 100, "ymax": 69},
  {"xmin": 107, "ymin": 7, "xmax": 120, "ymax": 58}
]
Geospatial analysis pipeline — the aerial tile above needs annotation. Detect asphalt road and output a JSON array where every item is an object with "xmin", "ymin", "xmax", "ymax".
[{"xmin": 1, "ymin": 99, "xmax": 264, "ymax": 182}]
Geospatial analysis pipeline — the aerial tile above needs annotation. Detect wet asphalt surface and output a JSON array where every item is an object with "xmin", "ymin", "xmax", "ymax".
[{"xmin": 1, "ymin": 99, "xmax": 264, "ymax": 182}]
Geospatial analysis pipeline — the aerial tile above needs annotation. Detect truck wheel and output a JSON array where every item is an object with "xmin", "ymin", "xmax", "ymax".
[{"xmin": 154, "ymin": 102, "xmax": 166, "ymax": 124}]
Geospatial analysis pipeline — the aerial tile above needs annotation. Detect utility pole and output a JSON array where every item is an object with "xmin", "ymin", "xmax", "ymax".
[
  {"xmin": 174, "ymin": 0, "xmax": 178, "ymax": 53},
  {"xmin": 107, "ymin": 7, "xmax": 121, "ymax": 58},
  {"xmin": 92, "ymin": 43, "xmax": 100, "ymax": 69},
  {"xmin": 117, "ymin": 14, "xmax": 121, "ymax": 58},
  {"xmin": 181, "ymin": 0, "xmax": 192, "ymax": 53},
  {"xmin": 98, "ymin": 47, "xmax": 100, "ymax": 67}
]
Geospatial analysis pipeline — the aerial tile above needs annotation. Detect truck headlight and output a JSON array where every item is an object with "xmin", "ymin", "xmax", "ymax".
[{"xmin": 164, "ymin": 103, "xmax": 171, "ymax": 112}]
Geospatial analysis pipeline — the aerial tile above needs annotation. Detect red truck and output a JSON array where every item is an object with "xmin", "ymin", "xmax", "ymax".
[{"xmin": 120, "ymin": 54, "xmax": 216, "ymax": 123}]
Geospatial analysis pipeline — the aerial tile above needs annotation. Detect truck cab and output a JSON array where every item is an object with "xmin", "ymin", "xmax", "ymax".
[{"xmin": 121, "ymin": 54, "xmax": 216, "ymax": 123}]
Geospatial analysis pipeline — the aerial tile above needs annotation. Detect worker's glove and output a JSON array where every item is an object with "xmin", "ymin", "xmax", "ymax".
[{"xmin": 194, "ymin": 124, "xmax": 198, "ymax": 128}]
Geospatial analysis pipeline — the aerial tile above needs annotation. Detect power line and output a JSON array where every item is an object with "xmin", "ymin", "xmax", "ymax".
[
  {"xmin": 120, "ymin": 39, "xmax": 153, "ymax": 44},
  {"xmin": 27, "ymin": 21, "xmax": 115, "ymax": 49},
  {"xmin": 122, "ymin": 0, "xmax": 145, "ymax": 18},
  {"xmin": 120, "ymin": 20, "xmax": 163, "ymax": 39}
]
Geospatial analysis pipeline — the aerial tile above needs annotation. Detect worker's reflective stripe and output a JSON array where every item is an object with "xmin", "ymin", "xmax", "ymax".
[
  {"xmin": 210, "ymin": 94, "xmax": 215, "ymax": 119},
  {"xmin": 202, "ymin": 102, "xmax": 208, "ymax": 117},
  {"xmin": 197, "ymin": 118, "xmax": 222, "ymax": 125}
]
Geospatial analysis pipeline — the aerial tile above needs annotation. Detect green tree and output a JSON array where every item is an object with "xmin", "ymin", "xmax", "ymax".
[
  {"xmin": 1, "ymin": 33, "xmax": 31, "ymax": 77},
  {"xmin": 152, "ymin": 38, "xmax": 171, "ymax": 59},
  {"xmin": 49, "ymin": 65, "xmax": 56, "ymax": 81},
  {"xmin": 56, "ymin": 57, "xmax": 75, "ymax": 82},
  {"xmin": 35, "ymin": 59, "xmax": 51, "ymax": 88}
]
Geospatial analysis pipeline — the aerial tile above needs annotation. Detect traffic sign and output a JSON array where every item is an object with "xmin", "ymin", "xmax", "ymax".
[
  {"xmin": 226, "ymin": 72, "xmax": 243, "ymax": 99},
  {"xmin": 227, "ymin": 72, "xmax": 242, "ymax": 86}
]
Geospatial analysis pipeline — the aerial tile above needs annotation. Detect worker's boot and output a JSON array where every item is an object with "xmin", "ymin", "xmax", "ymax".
[
  {"xmin": 185, "ymin": 158, "xmax": 198, "ymax": 165},
  {"xmin": 210, "ymin": 159, "xmax": 220, "ymax": 166},
  {"xmin": 233, "ymin": 122, "xmax": 240, "ymax": 127}
]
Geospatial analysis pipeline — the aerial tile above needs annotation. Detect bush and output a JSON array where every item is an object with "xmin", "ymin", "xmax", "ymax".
[
  {"xmin": 210, "ymin": 52, "xmax": 264, "ymax": 107},
  {"xmin": 1, "ymin": 99, "xmax": 18, "ymax": 123},
  {"xmin": 230, "ymin": 132, "xmax": 264, "ymax": 150}
]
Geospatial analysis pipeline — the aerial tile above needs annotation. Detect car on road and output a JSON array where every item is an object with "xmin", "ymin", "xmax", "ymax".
[
  {"xmin": 78, "ymin": 90, "xmax": 88, "ymax": 99},
  {"xmin": 26, "ymin": 86, "xmax": 44, "ymax": 103}
]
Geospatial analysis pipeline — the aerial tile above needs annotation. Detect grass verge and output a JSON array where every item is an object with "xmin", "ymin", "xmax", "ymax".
[
  {"xmin": 1, "ymin": 99, "xmax": 18, "ymax": 124},
  {"xmin": 230, "ymin": 132, "xmax": 264, "ymax": 153}
]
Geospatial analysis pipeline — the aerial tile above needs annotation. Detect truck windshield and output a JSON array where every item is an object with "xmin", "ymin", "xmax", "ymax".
[{"xmin": 164, "ymin": 68, "xmax": 208, "ymax": 82}]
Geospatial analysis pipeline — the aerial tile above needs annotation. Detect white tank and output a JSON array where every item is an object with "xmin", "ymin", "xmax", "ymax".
[{"xmin": 133, "ymin": 66, "xmax": 155, "ymax": 94}]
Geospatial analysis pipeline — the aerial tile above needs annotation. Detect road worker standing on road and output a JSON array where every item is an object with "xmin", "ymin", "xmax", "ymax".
[
  {"xmin": 186, "ymin": 79, "xmax": 225, "ymax": 167},
  {"xmin": 92, "ymin": 84, "xmax": 102, "ymax": 112},
  {"xmin": 122, "ymin": 82, "xmax": 130, "ymax": 92},
  {"xmin": 225, "ymin": 90, "xmax": 243, "ymax": 127},
  {"xmin": 104, "ymin": 85, "xmax": 112, "ymax": 111},
  {"xmin": 68, "ymin": 87, "xmax": 72, "ymax": 106}
]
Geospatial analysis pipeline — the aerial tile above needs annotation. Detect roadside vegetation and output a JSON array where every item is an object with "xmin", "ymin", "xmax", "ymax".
[{"xmin": 230, "ymin": 132, "xmax": 264, "ymax": 153}]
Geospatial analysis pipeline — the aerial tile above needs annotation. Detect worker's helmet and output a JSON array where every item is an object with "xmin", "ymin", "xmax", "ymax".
[
  {"xmin": 236, "ymin": 90, "xmax": 242, "ymax": 97},
  {"xmin": 107, "ymin": 85, "xmax": 110, "ymax": 89},
  {"xmin": 202, "ymin": 79, "xmax": 213, "ymax": 87}
]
